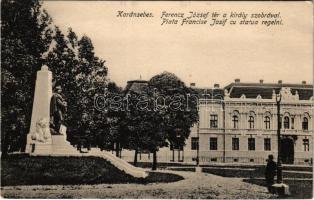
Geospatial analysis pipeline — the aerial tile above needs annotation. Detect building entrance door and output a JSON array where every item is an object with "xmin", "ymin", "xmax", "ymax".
[{"xmin": 280, "ymin": 137, "xmax": 294, "ymax": 164}]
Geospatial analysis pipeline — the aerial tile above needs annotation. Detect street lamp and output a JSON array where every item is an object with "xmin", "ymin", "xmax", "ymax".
[
  {"xmin": 196, "ymin": 120, "xmax": 200, "ymax": 166},
  {"xmin": 272, "ymin": 92, "xmax": 290, "ymax": 196},
  {"xmin": 276, "ymin": 93, "xmax": 283, "ymax": 184}
]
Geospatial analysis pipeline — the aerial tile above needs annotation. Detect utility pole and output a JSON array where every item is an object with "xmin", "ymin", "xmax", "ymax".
[
  {"xmin": 222, "ymin": 100, "xmax": 226, "ymax": 163},
  {"xmin": 276, "ymin": 93, "xmax": 283, "ymax": 183},
  {"xmin": 271, "ymin": 92, "xmax": 290, "ymax": 196}
]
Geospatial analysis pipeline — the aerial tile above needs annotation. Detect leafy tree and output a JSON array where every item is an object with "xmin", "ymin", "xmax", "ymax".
[
  {"xmin": 70, "ymin": 35, "xmax": 109, "ymax": 147},
  {"xmin": 1, "ymin": 0, "xmax": 53, "ymax": 155},
  {"xmin": 147, "ymin": 72, "xmax": 199, "ymax": 170},
  {"xmin": 1, "ymin": 0, "xmax": 112, "ymax": 155},
  {"xmin": 45, "ymin": 31, "xmax": 110, "ymax": 149},
  {"xmin": 67, "ymin": 28, "xmax": 78, "ymax": 49},
  {"xmin": 122, "ymin": 86, "xmax": 166, "ymax": 166},
  {"xmin": 45, "ymin": 27, "xmax": 80, "ymax": 131},
  {"xmin": 92, "ymin": 82, "xmax": 126, "ymax": 156},
  {"xmin": 122, "ymin": 73, "xmax": 198, "ymax": 170}
]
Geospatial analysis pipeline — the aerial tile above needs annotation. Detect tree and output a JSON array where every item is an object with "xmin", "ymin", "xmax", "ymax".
[
  {"xmin": 45, "ymin": 32, "xmax": 110, "ymax": 149},
  {"xmin": 1, "ymin": 0, "xmax": 53, "ymax": 155},
  {"xmin": 91, "ymin": 82, "xmax": 125, "ymax": 155},
  {"xmin": 147, "ymin": 72, "xmax": 199, "ymax": 170},
  {"xmin": 122, "ymin": 73, "xmax": 198, "ymax": 169},
  {"xmin": 1, "ymin": 0, "xmax": 111, "ymax": 155},
  {"xmin": 70, "ymin": 35, "xmax": 109, "ymax": 147},
  {"xmin": 122, "ymin": 87, "xmax": 167, "ymax": 166},
  {"xmin": 45, "ymin": 27, "xmax": 80, "ymax": 135}
]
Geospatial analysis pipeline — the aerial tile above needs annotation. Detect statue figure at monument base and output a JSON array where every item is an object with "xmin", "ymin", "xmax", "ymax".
[
  {"xmin": 30, "ymin": 118, "xmax": 51, "ymax": 143},
  {"xmin": 50, "ymin": 85, "xmax": 67, "ymax": 135}
]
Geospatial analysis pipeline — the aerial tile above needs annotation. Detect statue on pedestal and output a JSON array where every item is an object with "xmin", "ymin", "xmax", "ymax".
[{"xmin": 50, "ymin": 85, "xmax": 67, "ymax": 135}]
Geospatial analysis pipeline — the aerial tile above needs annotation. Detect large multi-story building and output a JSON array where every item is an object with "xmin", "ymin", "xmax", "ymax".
[{"xmin": 122, "ymin": 79, "xmax": 313, "ymax": 165}]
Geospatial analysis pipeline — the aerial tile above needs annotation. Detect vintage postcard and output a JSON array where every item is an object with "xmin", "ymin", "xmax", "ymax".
[{"xmin": 1, "ymin": 0, "xmax": 313, "ymax": 199}]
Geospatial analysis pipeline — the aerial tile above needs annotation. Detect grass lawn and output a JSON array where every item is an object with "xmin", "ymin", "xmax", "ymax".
[{"xmin": 1, "ymin": 154, "xmax": 183, "ymax": 186}]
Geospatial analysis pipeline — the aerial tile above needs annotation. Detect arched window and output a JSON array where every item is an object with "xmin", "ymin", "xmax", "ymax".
[
  {"xmin": 284, "ymin": 116, "xmax": 290, "ymax": 129},
  {"xmin": 264, "ymin": 116, "xmax": 271, "ymax": 129},
  {"xmin": 248, "ymin": 116, "xmax": 254, "ymax": 129},
  {"xmin": 232, "ymin": 115, "xmax": 239, "ymax": 129},
  {"xmin": 302, "ymin": 117, "xmax": 309, "ymax": 131}
]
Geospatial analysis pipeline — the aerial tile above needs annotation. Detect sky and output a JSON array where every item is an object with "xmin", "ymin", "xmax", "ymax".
[{"xmin": 43, "ymin": 1, "xmax": 313, "ymax": 88}]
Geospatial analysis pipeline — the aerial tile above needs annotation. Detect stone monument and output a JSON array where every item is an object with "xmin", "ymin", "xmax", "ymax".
[
  {"xmin": 26, "ymin": 65, "xmax": 78, "ymax": 155},
  {"xmin": 25, "ymin": 65, "xmax": 147, "ymax": 178}
]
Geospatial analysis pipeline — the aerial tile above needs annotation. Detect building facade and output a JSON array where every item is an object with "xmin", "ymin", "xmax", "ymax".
[{"xmin": 122, "ymin": 79, "xmax": 313, "ymax": 165}]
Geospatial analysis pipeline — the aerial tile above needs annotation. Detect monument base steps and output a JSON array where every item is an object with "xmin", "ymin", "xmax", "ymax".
[{"xmin": 30, "ymin": 135, "xmax": 80, "ymax": 156}]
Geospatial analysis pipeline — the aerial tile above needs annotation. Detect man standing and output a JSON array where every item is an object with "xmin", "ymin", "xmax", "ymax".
[
  {"xmin": 50, "ymin": 85, "xmax": 67, "ymax": 135},
  {"xmin": 265, "ymin": 154, "xmax": 277, "ymax": 193}
]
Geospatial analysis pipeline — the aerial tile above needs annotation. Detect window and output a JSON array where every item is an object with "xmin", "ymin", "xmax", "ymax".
[
  {"xmin": 284, "ymin": 116, "xmax": 290, "ymax": 129},
  {"xmin": 264, "ymin": 138, "xmax": 271, "ymax": 151},
  {"xmin": 303, "ymin": 139, "xmax": 309, "ymax": 151},
  {"xmin": 264, "ymin": 116, "xmax": 271, "ymax": 129},
  {"xmin": 248, "ymin": 138, "xmax": 255, "ymax": 151},
  {"xmin": 210, "ymin": 115, "xmax": 218, "ymax": 128},
  {"xmin": 248, "ymin": 116, "xmax": 254, "ymax": 129},
  {"xmin": 232, "ymin": 115, "xmax": 239, "ymax": 129},
  {"xmin": 291, "ymin": 118, "xmax": 295, "ymax": 129},
  {"xmin": 191, "ymin": 137, "xmax": 199, "ymax": 150},
  {"xmin": 209, "ymin": 137, "xmax": 218, "ymax": 150},
  {"xmin": 302, "ymin": 117, "xmax": 308, "ymax": 131},
  {"xmin": 232, "ymin": 138, "xmax": 239, "ymax": 150}
]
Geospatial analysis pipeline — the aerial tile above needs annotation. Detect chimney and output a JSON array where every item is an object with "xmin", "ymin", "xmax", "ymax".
[
  {"xmin": 302, "ymin": 81, "xmax": 306, "ymax": 85},
  {"xmin": 234, "ymin": 79, "xmax": 240, "ymax": 84},
  {"xmin": 278, "ymin": 80, "xmax": 283, "ymax": 84},
  {"xmin": 190, "ymin": 83, "xmax": 196, "ymax": 87},
  {"xmin": 214, "ymin": 83, "xmax": 220, "ymax": 88},
  {"xmin": 259, "ymin": 79, "xmax": 264, "ymax": 84}
]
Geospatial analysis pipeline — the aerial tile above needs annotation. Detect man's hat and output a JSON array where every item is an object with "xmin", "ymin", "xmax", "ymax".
[{"xmin": 268, "ymin": 154, "xmax": 274, "ymax": 160}]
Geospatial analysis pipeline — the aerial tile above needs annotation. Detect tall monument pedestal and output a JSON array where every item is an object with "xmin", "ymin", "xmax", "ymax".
[{"xmin": 26, "ymin": 65, "xmax": 78, "ymax": 155}]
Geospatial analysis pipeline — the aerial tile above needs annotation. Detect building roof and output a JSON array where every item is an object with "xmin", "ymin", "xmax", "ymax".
[
  {"xmin": 125, "ymin": 80, "xmax": 148, "ymax": 94},
  {"xmin": 224, "ymin": 82, "xmax": 313, "ymax": 100},
  {"xmin": 291, "ymin": 88, "xmax": 313, "ymax": 100},
  {"xmin": 193, "ymin": 87, "xmax": 224, "ymax": 100},
  {"xmin": 124, "ymin": 80, "xmax": 313, "ymax": 100}
]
